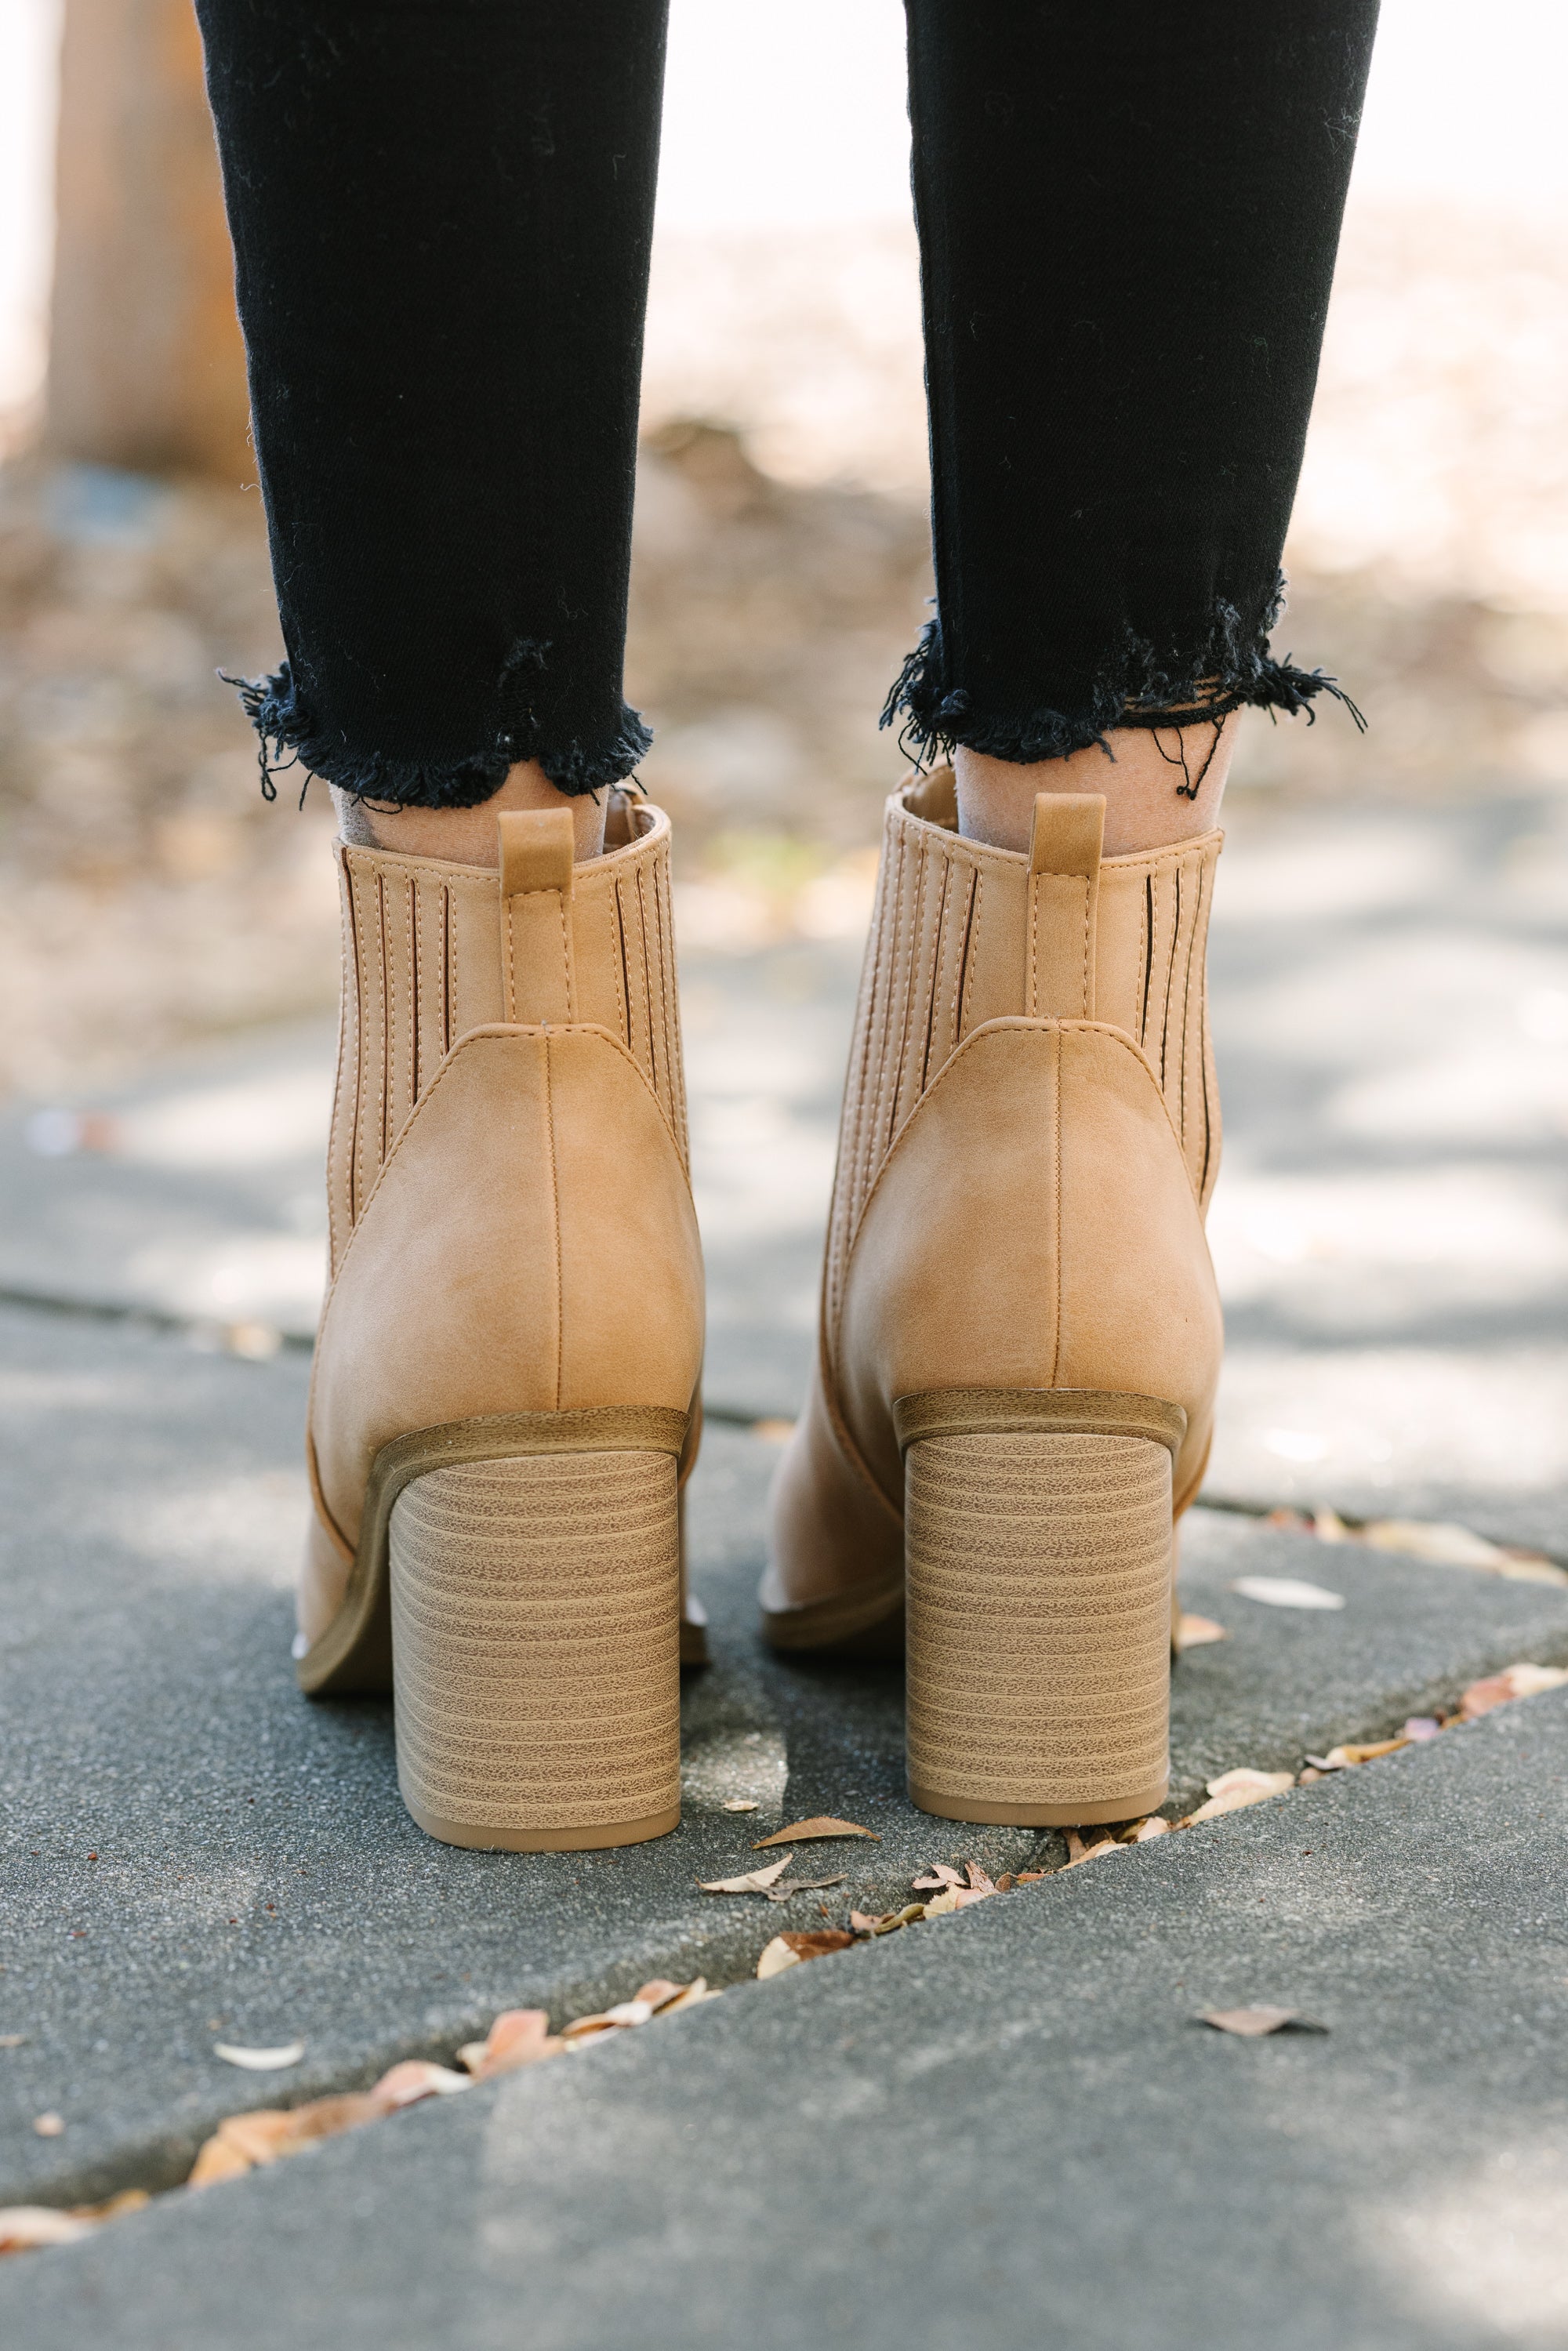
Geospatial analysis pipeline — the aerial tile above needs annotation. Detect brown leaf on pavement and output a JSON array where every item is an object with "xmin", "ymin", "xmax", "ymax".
[
  {"xmin": 457, "ymin": 2008, "xmax": 562, "ymax": 2078},
  {"xmin": 1174, "ymin": 1613, "xmax": 1229, "ymax": 1652},
  {"xmin": 1129, "ymin": 1816, "xmax": 1172, "ymax": 1841},
  {"xmin": 212, "ymin": 2040, "xmax": 305, "ymax": 2071},
  {"xmin": 1062, "ymin": 1831, "xmax": 1123, "ymax": 1869},
  {"xmin": 912, "ymin": 1864, "xmax": 964, "ymax": 1892},
  {"xmin": 964, "ymin": 1861, "xmax": 997, "ymax": 1892},
  {"xmin": 658, "ymin": 1977, "xmax": 720, "ymax": 2014},
  {"xmin": 721, "ymin": 1799, "xmax": 759, "ymax": 1812},
  {"xmin": 1184, "ymin": 1769, "xmax": 1295, "ymax": 1823},
  {"xmin": 763, "ymin": 1874, "xmax": 848, "ymax": 1903},
  {"xmin": 699, "ymin": 1856, "xmax": 793, "ymax": 1894},
  {"xmin": 1199, "ymin": 2007, "xmax": 1328, "ymax": 2037},
  {"xmin": 783, "ymin": 1929, "xmax": 857, "ymax": 1957},
  {"xmin": 0, "ymin": 2207, "xmax": 98, "ymax": 2254},
  {"xmin": 753, "ymin": 1816, "xmax": 880, "ymax": 1848},
  {"xmin": 1460, "ymin": 1661, "xmax": 1568, "ymax": 1720},
  {"xmin": 562, "ymin": 1978, "xmax": 706, "ymax": 2040},
  {"xmin": 850, "ymin": 1904, "xmax": 926, "ymax": 1936},
  {"xmin": 370, "ymin": 2061, "xmax": 470, "ymax": 2108}
]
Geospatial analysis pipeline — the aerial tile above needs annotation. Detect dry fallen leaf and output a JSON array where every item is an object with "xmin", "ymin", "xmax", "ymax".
[
  {"xmin": 71, "ymin": 2190, "xmax": 150, "ymax": 2224},
  {"xmin": 0, "ymin": 2207, "xmax": 97, "ymax": 2254},
  {"xmin": 1359, "ymin": 1519, "xmax": 1568, "ymax": 1584},
  {"xmin": 1199, "ymin": 2007, "xmax": 1327, "ymax": 2037},
  {"xmin": 212, "ymin": 2041, "xmax": 305, "ymax": 2071},
  {"xmin": 753, "ymin": 1816, "xmax": 880, "ymax": 1848},
  {"xmin": 1460, "ymin": 1661, "xmax": 1568, "ymax": 1720},
  {"xmin": 1231, "ymin": 1576, "xmax": 1345, "ymax": 1611},
  {"xmin": 721, "ymin": 1800, "xmax": 759, "ymax": 1812},
  {"xmin": 31, "ymin": 2114, "xmax": 63, "ymax": 2138},
  {"xmin": 457, "ymin": 2008, "xmax": 562, "ymax": 2079},
  {"xmin": 1131, "ymin": 1816, "xmax": 1171, "ymax": 1841},
  {"xmin": 1174, "ymin": 1613, "xmax": 1229, "ymax": 1652},
  {"xmin": 1402, "ymin": 1716, "xmax": 1443, "ymax": 1742},
  {"xmin": 699, "ymin": 1856, "xmax": 793, "ymax": 1895},
  {"xmin": 921, "ymin": 1888, "xmax": 961, "ymax": 1917},
  {"xmin": 1184, "ymin": 1769, "xmax": 1295, "ymax": 1823},
  {"xmin": 561, "ymin": 1979, "xmax": 700, "ymax": 2040},
  {"xmin": 849, "ymin": 1906, "xmax": 926, "ymax": 1934},
  {"xmin": 659, "ymin": 1977, "xmax": 720, "ymax": 2014},
  {"xmin": 912, "ymin": 1864, "xmax": 965, "ymax": 1892},
  {"xmin": 1312, "ymin": 1736, "xmax": 1410, "ymax": 1769},
  {"xmin": 1062, "ymin": 1831, "xmax": 1123, "ymax": 1870},
  {"xmin": 755, "ymin": 1936, "xmax": 802, "ymax": 1979},
  {"xmin": 763, "ymin": 1874, "xmax": 848, "ymax": 1903},
  {"xmin": 371, "ymin": 2061, "xmax": 470, "ymax": 2107}
]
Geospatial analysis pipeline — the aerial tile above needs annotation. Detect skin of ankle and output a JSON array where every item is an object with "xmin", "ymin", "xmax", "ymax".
[
  {"xmin": 953, "ymin": 714, "xmax": 1236, "ymax": 858},
  {"xmin": 335, "ymin": 760, "xmax": 607, "ymax": 866}
]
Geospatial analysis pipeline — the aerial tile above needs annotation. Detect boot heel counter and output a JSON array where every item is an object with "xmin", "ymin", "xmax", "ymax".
[{"xmin": 837, "ymin": 1017, "xmax": 1220, "ymax": 1498}]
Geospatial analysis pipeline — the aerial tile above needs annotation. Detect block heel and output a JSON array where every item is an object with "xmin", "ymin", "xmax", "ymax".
[
  {"xmin": 381, "ymin": 1412, "xmax": 684, "ymax": 1851},
  {"xmin": 897, "ymin": 1389, "xmax": 1185, "ymax": 1827}
]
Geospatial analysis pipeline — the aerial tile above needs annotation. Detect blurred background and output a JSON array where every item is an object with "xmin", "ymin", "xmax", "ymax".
[
  {"xmin": 0, "ymin": 0, "xmax": 1565, "ymax": 1085},
  {"xmin": 0, "ymin": 0, "xmax": 1565, "ymax": 1526}
]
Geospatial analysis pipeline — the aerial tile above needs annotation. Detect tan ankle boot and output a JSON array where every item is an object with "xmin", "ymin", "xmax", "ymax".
[
  {"xmin": 296, "ymin": 791, "xmax": 704, "ymax": 1852},
  {"xmin": 764, "ymin": 767, "xmax": 1224, "ymax": 1827}
]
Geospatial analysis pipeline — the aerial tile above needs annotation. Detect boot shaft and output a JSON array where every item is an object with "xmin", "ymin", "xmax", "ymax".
[
  {"xmin": 827, "ymin": 767, "xmax": 1221, "ymax": 1337},
  {"xmin": 327, "ymin": 789, "xmax": 689, "ymax": 1277}
]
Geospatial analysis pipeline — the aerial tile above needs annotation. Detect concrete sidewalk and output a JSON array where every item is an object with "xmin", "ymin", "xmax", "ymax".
[{"xmin": 9, "ymin": 1682, "xmax": 1567, "ymax": 2350}]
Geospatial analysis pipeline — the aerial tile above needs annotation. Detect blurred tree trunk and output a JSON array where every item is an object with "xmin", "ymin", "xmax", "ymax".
[{"xmin": 43, "ymin": 0, "xmax": 251, "ymax": 480}]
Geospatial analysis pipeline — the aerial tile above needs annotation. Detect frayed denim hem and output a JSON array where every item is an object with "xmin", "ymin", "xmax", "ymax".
[
  {"xmin": 880, "ymin": 576, "xmax": 1364, "ymax": 770},
  {"xmin": 222, "ymin": 660, "xmax": 652, "ymax": 807}
]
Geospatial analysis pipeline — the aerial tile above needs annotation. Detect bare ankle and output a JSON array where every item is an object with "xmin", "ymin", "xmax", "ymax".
[
  {"xmin": 953, "ymin": 714, "xmax": 1235, "ymax": 858},
  {"xmin": 335, "ymin": 760, "xmax": 607, "ymax": 867}
]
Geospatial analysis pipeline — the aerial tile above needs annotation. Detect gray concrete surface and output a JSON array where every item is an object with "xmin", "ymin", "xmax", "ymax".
[
  {"xmin": 5, "ymin": 1297, "xmax": 1568, "ymax": 2213},
  {"xmin": 8, "ymin": 1683, "xmax": 1566, "ymax": 2350}
]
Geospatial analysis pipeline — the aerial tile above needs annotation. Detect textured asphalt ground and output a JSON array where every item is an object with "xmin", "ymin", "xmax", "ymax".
[
  {"xmin": 8, "ymin": 1683, "xmax": 1566, "ymax": 2351},
  {"xmin": 4, "ymin": 1298, "xmax": 1568, "ymax": 2213}
]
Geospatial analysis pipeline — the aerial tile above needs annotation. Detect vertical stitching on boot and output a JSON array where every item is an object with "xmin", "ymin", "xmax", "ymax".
[
  {"xmin": 1196, "ymin": 855, "xmax": 1215, "ymax": 1202},
  {"xmin": 919, "ymin": 853, "xmax": 952, "ymax": 1096},
  {"xmin": 441, "ymin": 884, "xmax": 452, "ymax": 1058},
  {"xmin": 409, "ymin": 876, "xmax": 422, "ymax": 1102},
  {"xmin": 1139, "ymin": 874, "xmax": 1153, "ymax": 1047},
  {"xmin": 1027, "ymin": 873, "xmax": 1040, "ymax": 1019},
  {"xmin": 612, "ymin": 876, "xmax": 631, "ymax": 1057},
  {"xmin": 891, "ymin": 836, "xmax": 930, "ymax": 1140},
  {"xmin": 1177, "ymin": 851, "xmax": 1200, "ymax": 1170},
  {"xmin": 1050, "ymin": 1025, "xmax": 1063, "ymax": 1387},
  {"xmin": 1160, "ymin": 867, "xmax": 1181, "ymax": 1092},
  {"xmin": 1079, "ymin": 874, "xmax": 1091, "ymax": 1020},
  {"xmin": 954, "ymin": 865, "xmax": 979, "ymax": 1043},
  {"xmin": 558, "ymin": 887, "xmax": 575, "ymax": 1022},
  {"xmin": 543, "ymin": 1032, "xmax": 563, "ymax": 1410},
  {"xmin": 377, "ymin": 873, "xmax": 390, "ymax": 1166},
  {"xmin": 637, "ymin": 865, "xmax": 659, "ymax": 1105},
  {"xmin": 650, "ymin": 854, "xmax": 673, "ymax": 1125},
  {"xmin": 337, "ymin": 857, "xmax": 361, "ymax": 1246}
]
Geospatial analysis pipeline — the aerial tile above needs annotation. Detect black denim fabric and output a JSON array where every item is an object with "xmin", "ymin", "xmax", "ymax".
[
  {"xmin": 196, "ymin": 0, "xmax": 669, "ymax": 806},
  {"xmin": 198, "ymin": 0, "xmax": 1377, "ymax": 807},
  {"xmin": 891, "ymin": 0, "xmax": 1380, "ymax": 767}
]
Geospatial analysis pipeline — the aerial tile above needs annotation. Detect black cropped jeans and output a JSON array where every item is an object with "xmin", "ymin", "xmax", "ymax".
[{"xmin": 196, "ymin": 0, "xmax": 1379, "ymax": 808}]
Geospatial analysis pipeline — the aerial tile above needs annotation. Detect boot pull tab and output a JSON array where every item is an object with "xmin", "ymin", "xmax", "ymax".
[
  {"xmin": 1026, "ymin": 793, "xmax": 1103, "ymax": 1021},
  {"xmin": 497, "ymin": 807, "xmax": 576, "ymax": 1024}
]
